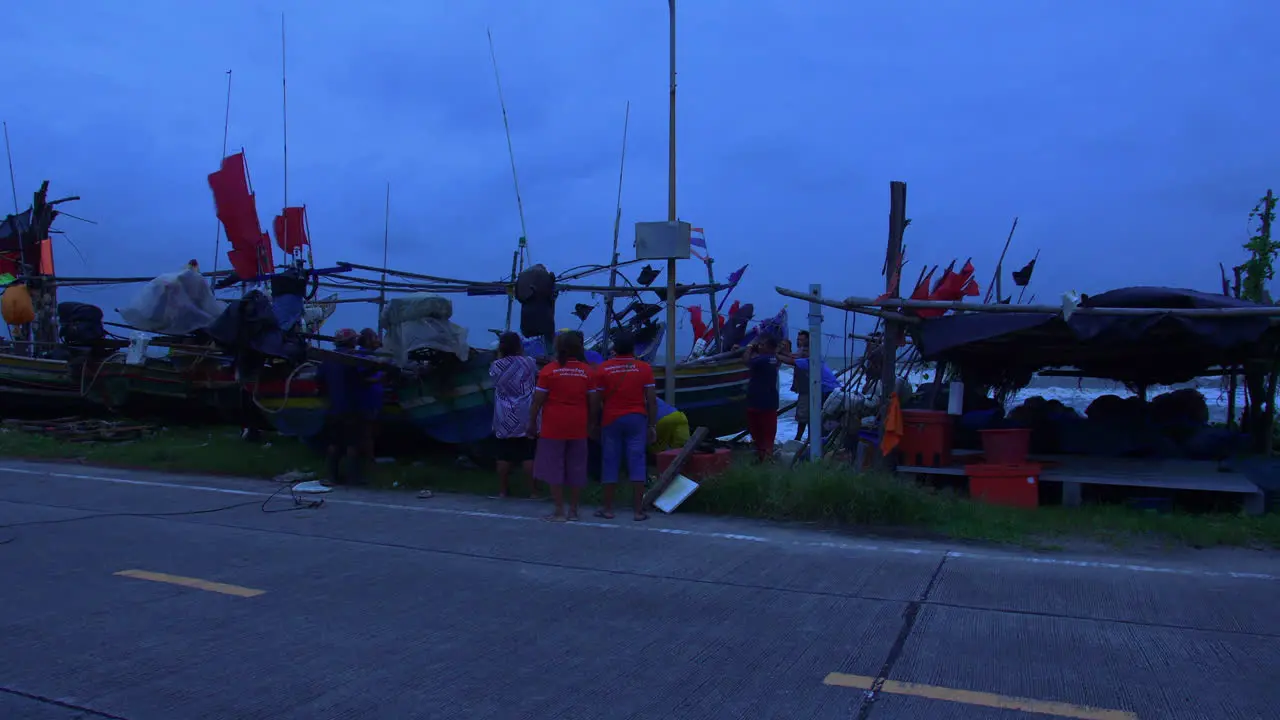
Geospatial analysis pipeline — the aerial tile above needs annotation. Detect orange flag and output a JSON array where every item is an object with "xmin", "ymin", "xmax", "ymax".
[{"xmin": 879, "ymin": 392, "xmax": 904, "ymax": 456}]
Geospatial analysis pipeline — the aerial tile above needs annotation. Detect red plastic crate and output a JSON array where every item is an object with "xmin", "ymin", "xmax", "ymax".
[
  {"xmin": 966, "ymin": 462, "xmax": 1042, "ymax": 508},
  {"xmin": 979, "ymin": 428, "xmax": 1032, "ymax": 464},
  {"xmin": 897, "ymin": 410, "xmax": 954, "ymax": 467},
  {"xmin": 656, "ymin": 447, "xmax": 732, "ymax": 481}
]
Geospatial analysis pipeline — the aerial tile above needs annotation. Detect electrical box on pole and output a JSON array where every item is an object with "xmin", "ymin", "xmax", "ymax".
[{"xmin": 634, "ymin": 221, "xmax": 692, "ymax": 260}]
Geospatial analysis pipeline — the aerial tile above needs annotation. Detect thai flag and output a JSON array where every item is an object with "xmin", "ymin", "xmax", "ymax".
[{"xmin": 691, "ymin": 227, "xmax": 707, "ymax": 249}]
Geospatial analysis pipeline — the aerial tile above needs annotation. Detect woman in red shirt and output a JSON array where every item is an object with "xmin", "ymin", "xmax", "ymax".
[{"xmin": 528, "ymin": 331, "xmax": 599, "ymax": 522}]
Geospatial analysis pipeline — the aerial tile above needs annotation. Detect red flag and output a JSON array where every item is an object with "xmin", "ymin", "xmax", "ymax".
[
  {"xmin": 930, "ymin": 271, "xmax": 963, "ymax": 303},
  {"xmin": 687, "ymin": 306, "xmax": 708, "ymax": 344},
  {"xmin": 957, "ymin": 260, "xmax": 980, "ymax": 297},
  {"xmin": 225, "ymin": 248, "xmax": 259, "ymax": 279},
  {"xmin": 209, "ymin": 152, "xmax": 272, "ymax": 276},
  {"xmin": 257, "ymin": 231, "xmax": 276, "ymax": 273},
  {"xmin": 37, "ymin": 239, "xmax": 54, "ymax": 276},
  {"xmin": 909, "ymin": 267, "xmax": 949, "ymax": 318},
  {"xmin": 273, "ymin": 206, "xmax": 309, "ymax": 253},
  {"xmin": 910, "ymin": 268, "xmax": 935, "ymax": 301},
  {"xmin": 931, "ymin": 260, "xmax": 956, "ymax": 293}
]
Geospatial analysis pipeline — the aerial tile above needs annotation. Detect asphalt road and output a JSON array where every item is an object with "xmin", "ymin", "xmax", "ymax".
[{"xmin": 0, "ymin": 459, "xmax": 1277, "ymax": 720}]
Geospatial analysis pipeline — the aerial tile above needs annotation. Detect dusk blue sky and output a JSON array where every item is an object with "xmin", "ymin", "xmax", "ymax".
[{"xmin": 4, "ymin": 1, "xmax": 1278, "ymax": 351}]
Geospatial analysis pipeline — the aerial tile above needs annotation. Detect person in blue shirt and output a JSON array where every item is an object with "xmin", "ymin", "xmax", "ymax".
[
  {"xmin": 743, "ymin": 336, "xmax": 781, "ymax": 462},
  {"xmin": 780, "ymin": 333, "xmax": 839, "ymax": 441}
]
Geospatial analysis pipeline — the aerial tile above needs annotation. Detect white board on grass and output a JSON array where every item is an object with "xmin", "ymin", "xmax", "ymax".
[{"xmin": 654, "ymin": 474, "xmax": 700, "ymax": 514}]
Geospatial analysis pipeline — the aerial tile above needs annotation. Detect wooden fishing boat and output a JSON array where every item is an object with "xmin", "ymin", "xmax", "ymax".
[
  {"xmin": 249, "ymin": 341, "xmax": 751, "ymax": 444},
  {"xmin": 0, "ymin": 335, "xmax": 244, "ymax": 419}
]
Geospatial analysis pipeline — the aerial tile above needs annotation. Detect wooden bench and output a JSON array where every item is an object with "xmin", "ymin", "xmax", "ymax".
[
  {"xmin": 896, "ymin": 453, "xmax": 1266, "ymax": 516},
  {"xmin": 1039, "ymin": 457, "xmax": 1266, "ymax": 516}
]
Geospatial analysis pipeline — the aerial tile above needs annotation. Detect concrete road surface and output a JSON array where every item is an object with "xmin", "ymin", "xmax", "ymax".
[{"xmin": 0, "ymin": 459, "xmax": 1277, "ymax": 720}]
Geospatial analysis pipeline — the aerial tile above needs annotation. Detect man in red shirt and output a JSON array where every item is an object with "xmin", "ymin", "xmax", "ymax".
[
  {"xmin": 528, "ymin": 331, "xmax": 599, "ymax": 522},
  {"xmin": 594, "ymin": 330, "xmax": 658, "ymax": 521}
]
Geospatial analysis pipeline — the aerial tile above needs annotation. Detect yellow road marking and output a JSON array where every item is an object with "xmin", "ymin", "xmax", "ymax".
[
  {"xmin": 824, "ymin": 673, "xmax": 1138, "ymax": 720},
  {"xmin": 114, "ymin": 569, "xmax": 265, "ymax": 598}
]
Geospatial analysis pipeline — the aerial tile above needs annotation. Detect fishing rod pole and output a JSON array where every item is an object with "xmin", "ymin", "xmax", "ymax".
[
  {"xmin": 488, "ymin": 27, "xmax": 530, "ymax": 332},
  {"xmin": 280, "ymin": 13, "xmax": 291, "ymax": 274},
  {"xmin": 2, "ymin": 120, "xmax": 27, "ymax": 350},
  {"xmin": 3, "ymin": 121, "xmax": 17, "ymax": 215},
  {"xmin": 983, "ymin": 217, "xmax": 1018, "ymax": 304}
]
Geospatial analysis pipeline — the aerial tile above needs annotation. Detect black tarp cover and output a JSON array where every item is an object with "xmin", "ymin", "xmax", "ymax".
[{"xmin": 913, "ymin": 287, "xmax": 1280, "ymax": 386}]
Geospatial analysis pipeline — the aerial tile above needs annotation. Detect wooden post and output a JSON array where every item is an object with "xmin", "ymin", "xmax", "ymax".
[
  {"xmin": 643, "ymin": 425, "xmax": 709, "ymax": 509},
  {"xmin": 503, "ymin": 247, "xmax": 519, "ymax": 333},
  {"xmin": 879, "ymin": 181, "xmax": 907, "ymax": 469},
  {"xmin": 1227, "ymin": 265, "xmax": 1243, "ymax": 431},
  {"xmin": 1262, "ymin": 189, "xmax": 1277, "ymax": 455},
  {"xmin": 662, "ymin": 0, "xmax": 679, "ymax": 406},
  {"xmin": 807, "ymin": 283, "xmax": 824, "ymax": 462}
]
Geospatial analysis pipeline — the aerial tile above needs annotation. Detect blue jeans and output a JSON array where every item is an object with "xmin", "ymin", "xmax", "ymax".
[{"xmin": 601, "ymin": 413, "xmax": 648, "ymax": 483}]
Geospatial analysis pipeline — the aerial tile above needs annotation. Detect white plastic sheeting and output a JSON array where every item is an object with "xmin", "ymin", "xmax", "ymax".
[
  {"xmin": 380, "ymin": 293, "xmax": 470, "ymax": 365},
  {"xmin": 119, "ymin": 269, "xmax": 225, "ymax": 335}
]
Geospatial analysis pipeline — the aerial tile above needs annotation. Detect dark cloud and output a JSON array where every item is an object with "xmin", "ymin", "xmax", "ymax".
[{"xmin": 1, "ymin": 0, "xmax": 1277, "ymax": 340}]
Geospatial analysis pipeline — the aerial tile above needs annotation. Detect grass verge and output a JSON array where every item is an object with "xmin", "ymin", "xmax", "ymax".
[
  {"xmin": 692, "ymin": 461, "xmax": 1280, "ymax": 549},
  {"xmin": 1, "ymin": 424, "xmax": 1277, "ymax": 549}
]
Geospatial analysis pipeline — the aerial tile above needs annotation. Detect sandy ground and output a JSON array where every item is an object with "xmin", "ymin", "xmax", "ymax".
[{"xmin": 1, "ymin": 459, "xmax": 1277, "ymax": 719}]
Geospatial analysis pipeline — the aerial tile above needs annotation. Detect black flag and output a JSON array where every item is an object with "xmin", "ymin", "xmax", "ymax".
[
  {"xmin": 637, "ymin": 264, "xmax": 661, "ymax": 286},
  {"xmin": 572, "ymin": 303, "xmax": 594, "ymax": 322},
  {"xmin": 1012, "ymin": 259, "xmax": 1036, "ymax": 287}
]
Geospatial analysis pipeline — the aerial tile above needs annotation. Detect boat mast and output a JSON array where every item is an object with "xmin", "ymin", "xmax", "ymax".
[
  {"xmin": 378, "ymin": 181, "xmax": 390, "ymax": 338},
  {"xmin": 3, "ymin": 122, "xmax": 23, "ymax": 284},
  {"xmin": 3, "ymin": 121, "xmax": 32, "ymax": 352},
  {"xmin": 663, "ymin": 0, "xmax": 678, "ymax": 405},
  {"xmin": 279, "ymin": 13, "xmax": 290, "ymax": 274},
  {"xmin": 212, "ymin": 70, "xmax": 232, "ymax": 278},
  {"xmin": 488, "ymin": 28, "xmax": 530, "ymax": 333},
  {"xmin": 703, "ymin": 233, "xmax": 722, "ymax": 354},
  {"xmin": 3, "ymin": 122, "xmax": 17, "ymax": 216},
  {"xmin": 603, "ymin": 101, "xmax": 631, "ymax": 356}
]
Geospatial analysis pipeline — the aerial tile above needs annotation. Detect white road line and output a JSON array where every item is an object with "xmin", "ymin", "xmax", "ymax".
[{"xmin": 2, "ymin": 465, "xmax": 1276, "ymax": 582}]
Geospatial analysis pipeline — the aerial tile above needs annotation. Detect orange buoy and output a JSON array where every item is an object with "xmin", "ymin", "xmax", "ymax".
[{"xmin": 1, "ymin": 284, "xmax": 35, "ymax": 325}]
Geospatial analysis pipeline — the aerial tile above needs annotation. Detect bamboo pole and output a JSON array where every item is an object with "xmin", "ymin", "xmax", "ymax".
[
  {"xmin": 775, "ymin": 286, "xmax": 920, "ymax": 325},
  {"xmin": 776, "ymin": 286, "xmax": 1280, "ymax": 318},
  {"xmin": 984, "ymin": 217, "xmax": 1018, "ymax": 304},
  {"xmin": 603, "ymin": 102, "xmax": 631, "ymax": 355},
  {"xmin": 880, "ymin": 182, "xmax": 908, "ymax": 470}
]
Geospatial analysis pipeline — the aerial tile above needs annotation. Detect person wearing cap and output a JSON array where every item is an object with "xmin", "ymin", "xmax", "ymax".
[
  {"xmin": 318, "ymin": 328, "xmax": 366, "ymax": 485},
  {"xmin": 354, "ymin": 328, "xmax": 386, "ymax": 463}
]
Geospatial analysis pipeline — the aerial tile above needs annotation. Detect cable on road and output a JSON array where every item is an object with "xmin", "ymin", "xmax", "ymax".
[{"xmin": 0, "ymin": 479, "xmax": 322, "ymax": 545}]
